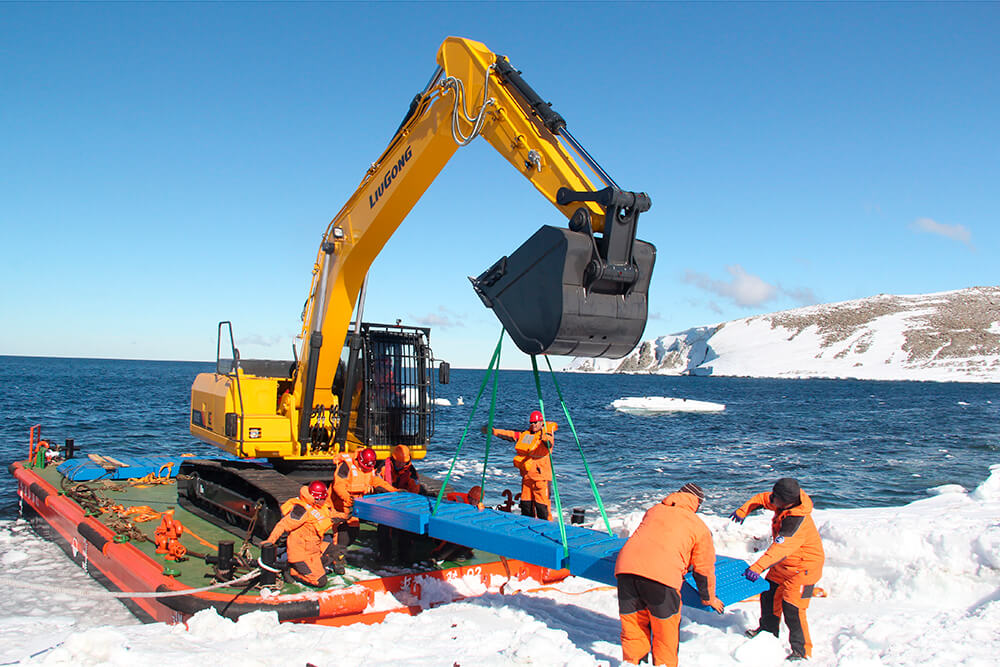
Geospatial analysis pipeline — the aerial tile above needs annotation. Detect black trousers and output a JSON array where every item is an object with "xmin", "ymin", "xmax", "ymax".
[
  {"xmin": 617, "ymin": 573, "xmax": 682, "ymax": 619},
  {"xmin": 519, "ymin": 500, "xmax": 549, "ymax": 520},
  {"xmin": 759, "ymin": 579, "xmax": 813, "ymax": 656}
]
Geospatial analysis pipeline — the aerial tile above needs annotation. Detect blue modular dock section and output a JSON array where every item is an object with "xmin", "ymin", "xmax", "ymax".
[
  {"xmin": 682, "ymin": 555, "xmax": 771, "ymax": 609},
  {"xmin": 353, "ymin": 492, "xmax": 769, "ymax": 605},
  {"xmin": 58, "ymin": 455, "xmax": 193, "ymax": 481}
]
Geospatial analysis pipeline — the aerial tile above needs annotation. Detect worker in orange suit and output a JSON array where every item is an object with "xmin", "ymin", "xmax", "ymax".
[
  {"xmin": 431, "ymin": 485, "xmax": 485, "ymax": 562},
  {"xmin": 730, "ymin": 477, "xmax": 825, "ymax": 662},
  {"xmin": 484, "ymin": 410, "xmax": 556, "ymax": 519},
  {"xmin": 378, "ymin": 444, "xmax": 422, "ymax": 494},
  {"xmin": 445, "ymin": 484, "xmax": 484, "ymax": 509},
  {"xmin": 615, "ymin": 483, "xmax": 724, "ymax": 667},
  {"xmin": 328, "ymin": 447, "xmax": 397, "ymax": 549},
  {"xmin": 330, "ymin": 447, "xmax": 398, "ymax": 514},
  {"xmin": 266, "ymin": 481, "xmax": 347, "ymax": 586}
]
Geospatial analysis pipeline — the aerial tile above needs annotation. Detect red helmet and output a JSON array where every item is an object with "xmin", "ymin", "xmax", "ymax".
[
  {"xmin": 529, "ymin": 410, "xmax": 543, "ymax": 423},
  {"xmin": 357, "ymin": 447, "xmax": 378, "ymax": 471},
  {"xmin": 307, "ymin": 481, "xmax": 328, "ymax": 503}
]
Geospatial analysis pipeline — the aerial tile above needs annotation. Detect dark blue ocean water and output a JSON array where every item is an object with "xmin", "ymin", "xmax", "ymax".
[{"xmin": 3, "ymin": 355, "xmax": 999, "ymax": 520}]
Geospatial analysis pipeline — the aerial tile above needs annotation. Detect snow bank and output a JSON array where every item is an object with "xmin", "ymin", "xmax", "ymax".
[{"xmin": 3, "ymin": 465, "xmax": 999, "ymax": 666}]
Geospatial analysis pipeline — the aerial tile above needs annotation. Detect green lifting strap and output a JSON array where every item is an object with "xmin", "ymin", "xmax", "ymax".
[
  {"xmin": 433, "ymin": 330, "xmax": 504, "ymax": 515},
  {"xmin": 543, "ymin": 355, "xmax": 613, "ymax": 535},
  {"xmin": 530, "ymin": 355, "xmax": 569, "ymax": 559},
  {"xmin": 480, "ymin": 337, "xmax": 502, "ymax": 500}
]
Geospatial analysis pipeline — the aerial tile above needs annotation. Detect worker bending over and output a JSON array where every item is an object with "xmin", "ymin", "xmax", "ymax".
[
  {"xmin": 485, "ymin": 410, "xmax": 557, "ymax": 519},
  {"xmin": 730, "ymin": 477, "xmax": 825, "ymax": 662},
  {"xmin": 378, "ymin": 444, "xmax": 422, "ymax": 494},
  {"xmin": 446, "ymin": 484, "xmax": 484, "ymax": 509},
  {"xmin": 431, "ymin": 485, "xmax": 485, "ymax": 562},
  {"xmin": 330, "ymin": 447, "xmax": 398, "ymax": 514},
  {"xmin": 265, "ymin": 481, "xmax": 347, "ymax": 586},
  {"xmin": 328, "ymin": 447, "xmax": 397, "ymax": 549},
  {"xmin": 615, "ymin": 483, "xmax": 724, "ymax": 666}
]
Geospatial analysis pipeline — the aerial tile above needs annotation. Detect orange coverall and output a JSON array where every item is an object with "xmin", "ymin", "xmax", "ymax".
[
  {"xmin": 491, "ymin": 421, "xmax": 556, "ymax": 519},
  {"xmin": 266, "ymin": 487, "xmax": 345, "ymax": 587},
  {"xmin": 379, "ymin": 445, "xmax": 420, "ymax": 493},
  {"xmin": 734, "ymin": 490, "xmax": 825, "ymax": 658},
  {"xmin": 614, "ymin": 492, "xmax": 718, "ymax": 667},
  {"xmin": 329, "ymin": 452, "xmax": 397, "ymax": 515}
]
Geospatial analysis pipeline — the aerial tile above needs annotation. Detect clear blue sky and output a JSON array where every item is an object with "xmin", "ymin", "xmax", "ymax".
[{"xmin": 2, "ymin": 2, "xmax": 997, "ymax": 369}]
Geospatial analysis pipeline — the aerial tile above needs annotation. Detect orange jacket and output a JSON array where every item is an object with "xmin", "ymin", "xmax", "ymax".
[
  {"xmin": 615, "ymin": 492, "xmax": 717, "ymax": 599},
  {"xmin": 266, "ymin": 487, "xmax": 342, "ymax": 562},
  {"xmin": 380, "ymin": 458, "xmax": 420, "ymax": 493},
  {"xmin": 492, "ymin": 421, "xmax": 557, "ymax": 482},
  {"xmin": 735, "ymin": 490, "xmax": 825, "ymax": 575},
  {"xmin": 330, "ymin": 453, "xmax": 396, "ymax": 513}
]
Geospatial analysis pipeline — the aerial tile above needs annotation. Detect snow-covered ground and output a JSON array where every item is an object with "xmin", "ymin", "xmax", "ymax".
[
  {"xmin": 609, "ymin": 397, "xmax": 726, "ymax": 415},
  {"xmin": 2, "ymin": 464, "xmax": 999, "ymax": 666}
]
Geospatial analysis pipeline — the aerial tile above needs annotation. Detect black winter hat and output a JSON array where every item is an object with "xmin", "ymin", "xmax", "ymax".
[
  {"xmin": 772, "ymin": 478, "xmax": 801, "ymax": 504},
  {"xmin": 678, "ymin": 482, "xmax": 706, "ymax": 502}
]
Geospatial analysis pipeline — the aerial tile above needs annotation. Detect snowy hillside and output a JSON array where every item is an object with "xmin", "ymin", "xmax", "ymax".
[{"xmin": 566, "ymin": 286, "xmax": 1000, "ymax": 382}]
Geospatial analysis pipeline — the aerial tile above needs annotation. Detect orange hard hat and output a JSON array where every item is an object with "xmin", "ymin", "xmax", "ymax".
[
  {"xmin": 529, "ymin": 410, "xmax": 543, "ymax": 423},
  {"xmin": 307, "ymin": 481, "xmax": 328, "ymax": 503},
  {"xmin": 391, "ymin": 444, "xmax": 411, "ymax": 464},
  {"xmin": 357, "ymin": 447, "xmax": 378, "ymax": 471}
]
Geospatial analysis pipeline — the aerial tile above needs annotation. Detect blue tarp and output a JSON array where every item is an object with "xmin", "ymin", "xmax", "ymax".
[
  {"xmin": 353, "ymin": 492, "xmax": 770, "ymax": 605},
  {"xmin": 57, "ymin": 455, "xmax": 193, "ymax": 481}
]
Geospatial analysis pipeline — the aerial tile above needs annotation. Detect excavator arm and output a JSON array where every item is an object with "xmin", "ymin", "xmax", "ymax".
[{"xmin": 190, "ymin": 37, "xmax": 655, "ymax": 465}]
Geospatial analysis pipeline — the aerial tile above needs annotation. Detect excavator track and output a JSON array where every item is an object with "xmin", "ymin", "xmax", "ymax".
[{"xmin": 176, "ymin": 459, "xmax": 304, "ymax": 543}]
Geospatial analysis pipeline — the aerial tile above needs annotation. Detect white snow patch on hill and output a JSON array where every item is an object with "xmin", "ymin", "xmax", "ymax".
[{"xmin": 566, "ymin": 287, "xmax": 1000, "ymax": 382}]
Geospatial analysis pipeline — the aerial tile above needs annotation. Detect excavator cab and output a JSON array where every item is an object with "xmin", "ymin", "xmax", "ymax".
[
  {"xmin": 190, "ymin": 321, "xmax": 441, "ymax": 464},
  {"xmin": 334, "ymin": 323, "xmax": 438, "ymax": 460},
  {"xmin": 471, "ymin": 186, "xmax": 656, "ymax": 358}
]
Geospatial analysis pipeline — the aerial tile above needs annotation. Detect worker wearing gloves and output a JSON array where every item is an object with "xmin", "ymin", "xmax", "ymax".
[
  {"xmin": 265, "ymin": 481, "xmax": 347, "ymax": 586},
  {"xmin": 378, "ymin": 444, "xmax": 422, "ymax": 494},
  {"xmin": 615, "ymin": 483, "xmax": 725, "ymax": 666},
  {"xmin": 328, "ymin": 447, "xmax": 397, "ymax": 549},
  {"xmin": 730, "ymin": 477, "xmax": 825, "ymax": 661},
  {"xmin": 484, "ymin": 410, "xmax": 557, "ymax": 519},
  {"xmin": 329, "ymin": 447, "xmax": 398, "ymax": 514}
]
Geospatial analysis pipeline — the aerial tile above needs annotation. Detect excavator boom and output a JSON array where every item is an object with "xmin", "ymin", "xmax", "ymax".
[{"xmin": 190, "ymin": 37, "xmax": 655, "ymax": 466}]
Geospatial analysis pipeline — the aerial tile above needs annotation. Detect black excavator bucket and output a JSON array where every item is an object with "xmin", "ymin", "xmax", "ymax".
[{"xmin": 471, "ymin": 225, "xmax": 656, "ymax": 359}]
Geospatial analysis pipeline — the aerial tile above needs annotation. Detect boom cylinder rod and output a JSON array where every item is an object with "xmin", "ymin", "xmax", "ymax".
[
  {"xmin": 333, "ymin": 275, "xmax": 369, "ymax": 451},
  {"xmin": 297, "ymin": 244, "xmax": 337, "ymax": 448},
  {"xmin": 493, "ymin": 55, "xmax": 617, "ymax": 189},
  {"xmin": 558, "ymin": 127, "xmax": 618, "ymax": 190}
]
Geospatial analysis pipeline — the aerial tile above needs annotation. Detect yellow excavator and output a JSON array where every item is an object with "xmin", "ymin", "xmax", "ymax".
[{"xmin": 181, "ymin": 37, "xmax": 656, "ymax": 537}]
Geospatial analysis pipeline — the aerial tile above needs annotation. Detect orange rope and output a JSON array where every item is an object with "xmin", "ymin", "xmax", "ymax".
[{"xmin": 522, "ymin": 584, "xmax": 615, "ymax": 596}]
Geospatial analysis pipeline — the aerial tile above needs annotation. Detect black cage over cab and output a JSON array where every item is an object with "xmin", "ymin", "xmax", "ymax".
[{"xmin": 341, "ymin": 323, "xmax": 435, "ymax": 455}]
